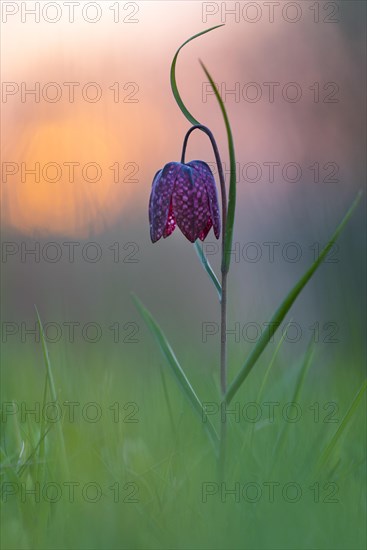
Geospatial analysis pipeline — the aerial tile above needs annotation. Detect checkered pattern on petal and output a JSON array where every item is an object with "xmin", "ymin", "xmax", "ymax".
[
  {"xmin": 163, "ymin": 202, "xmax": 176, "ymax": 238},
  {"xmin": 149, "ymin": 162, "xmax": 180, "ymax": 242},
  {"xmin": 188, "ymin": 160, "xmax": 221, "ymax": 240},
  {"xmin": 149, "ymin": 160, "xmax": 221, "ymax": 243},
  {"xmin": 171, "ymin": 165, "xmax": 198, "ymax": 242},
  {"xmin": 198, "ymin": 218, "xmax": 213, "ymax": 241}
]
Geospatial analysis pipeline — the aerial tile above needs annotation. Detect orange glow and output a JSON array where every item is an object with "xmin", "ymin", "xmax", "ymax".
[
  {"xmin": 1, "ymin": 2, "xmax": 360, "ymax": 238},
  {"xmin": 2, "ymin": 109, "xmax": 138, "ymax": 237}
]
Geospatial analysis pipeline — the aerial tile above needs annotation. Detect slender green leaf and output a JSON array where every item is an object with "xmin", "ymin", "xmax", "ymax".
[
  {"xmin": 272, "ymin": 340, "xmax": 315, "ymax": 463},
  {"xmin": 170, "ymin": 26, "xmax": 237, "ymax": 273},
  {"xmin": 0, "ymin": 448, "xmax": 21, "ymax": 482},
  {"xmin": 257, "ymin": 320, "xmax": 293, "ymax": 405},
  {"xmin": 233, "ymin": 321, "xmax": 297, "ymax": 477},
  {"xmin": 248, "ymin": 321, "xmax": 293, "ymax": 446},
  {"xmin": 317, "ymin": 379, "xmax": 367, "ymax": 472},
  {"xmin": 290, "ymin": 341, "xmax": 315, "ymax": 405},
  {"xmin": 194, "ymin": 241, "xmax": 222, "ymax": 301},
  {"xmin": 199, "ymin": 61, "xmax": 236, "ymax": 274},
  {"xmin": 35, "ymin": 306, "xmax": 57, "ymax": 403},
  {"xmin": 132, "ymin": 293, "xmax": 219, "ymax": 451},
  {"xmin": 225, "ymin": 191, "xmax": 362, "ymax": 404},
  {"xmin": 159, "ymin": 365, "xmax": 177, "ymax": 438},
  {"xmin": 35, "ymin": 306, "xmax": 69, "ymax": 477},
  {"xmin": 37, "ymin": 350, "xmax": 51, "ymax": 482},
  {"xmin": 17, "ymin": 425, "xmax": 53, "ymax": 478},
  {"xmin": 170, "ymin": 25, "xmax": 224, "ymax": 126}
]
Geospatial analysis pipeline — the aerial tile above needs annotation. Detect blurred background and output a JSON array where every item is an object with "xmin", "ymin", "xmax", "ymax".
[{"xmin": 1, "ymin": 2, "xmax": 366, "ymax": 548}]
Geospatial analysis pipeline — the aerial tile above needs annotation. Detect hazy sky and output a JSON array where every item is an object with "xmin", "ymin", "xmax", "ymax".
[{"xmin": 2, "ymin": 1, "xmax": 365, "ymax": 237}]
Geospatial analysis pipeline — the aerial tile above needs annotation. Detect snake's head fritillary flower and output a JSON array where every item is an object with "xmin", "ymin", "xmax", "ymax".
[{"xmin": 149, "ymin": 161, "xmax": 221, "ymax": 243}]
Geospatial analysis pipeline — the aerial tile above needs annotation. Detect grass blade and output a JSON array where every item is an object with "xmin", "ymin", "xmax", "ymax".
[
  {"xmin": 37, "ymin": 351, "xmax": 51, "ymax": 482},
  {"xmin": 35, "ymin": 306, "xmax": 57, "ymax": 403},
  {"xmin": 317, "ymin": 379, "xmax": 367, "ymax": 472},
  {"xmin": 131, "ymin": 293, "xmax": 219, "ymax": 451},
  {"xmin": 257, "ymin": 321, "xmax": 292, "ymax": 402},
  {"xmin": 159, "ymin": 365, "xmax": 177, "ymax": 439},
  {"xmin": 17, "ymin": 425, "xmax": 53, "ymax": 478},
  {"xmin": 271, "ymin": 340, "xmax": 315, "ymax": 469},
  {"xmin": 248, "ymin": 321, "xmax": 293, "ymax": 445},
  {"xmin": 170, "ymin": 25, "xmax": 224, "ymax": 126},
  {"xmin": 225, "ymin": 191, "xmax": 362, "ymax": 404},
  {"xmin": 290, "ymin": 341, "xmax": 315, "ymax": 405},
  {"xmin": 194, "ymin": 241, "xmax": 222, "ymax": 301},
  {"xmin": 34, "ymin": 306, "xmax": 69, "ymax": 477}
]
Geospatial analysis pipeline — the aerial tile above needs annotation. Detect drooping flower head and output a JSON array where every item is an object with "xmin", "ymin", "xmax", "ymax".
[{"xmin": 149, "ymin": 161, "xmax": 221, "ymax": 243}]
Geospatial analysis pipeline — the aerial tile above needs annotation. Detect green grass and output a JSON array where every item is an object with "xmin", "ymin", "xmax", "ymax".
[{"xmin": 1, "ymin": 335, "xmax": 365, "ymax": 550}]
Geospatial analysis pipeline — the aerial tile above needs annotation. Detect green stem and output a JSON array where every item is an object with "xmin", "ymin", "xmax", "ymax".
[
  {"xmin": 181, "ymin": 124, "xmax": 228, "ymax": 392},
  {"xmin": 181, "ymin": 125, "xmax": 227, "ymax": 248},
  {"xmin": 220, "ymin": 271, "xmax": 228, "ymax": 395},
  {"xmin": 219, "ymin": 270, "xmax": 228, "ymax": 474},
  {"xmin": 181, "ymin": 124, "xmax": 228, "ymax": 469},
  {"xmin": 169, "ymin": 26, "xmax": 233, "ymax": 468}
]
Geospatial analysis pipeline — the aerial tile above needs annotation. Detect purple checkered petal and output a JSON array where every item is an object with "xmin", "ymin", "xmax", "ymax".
[
  {"xmin": 170, "ymin": 166, "xmax": 196, "ymax": 242},
  {"xmin": 188, "ymin": 160, "xmax": 221, "ymax": 239},
  {"xmin": 188, "ymin": 163, "xmax": 214, "ymax": 239},
  {"xmin": 149, "ymin": 162, "xmax": 181, "ymax": 243},
  {"xmin": 163, "ymin": 202, "xmax": 176, "ymax": 238},
  {"xmin": 198, "ymin": 219, "xmax": 213, "ymax": 241},
  {"xmin": 148, "ymin": 170, "xmax": 161, "ymax": 234},
  {"xmin": 171, "ymin": 165, "xmax": 211, "ymax": 243},
  {"xmin": 149, "ymin": 159, "xmax": 221, "ymax": 243}
]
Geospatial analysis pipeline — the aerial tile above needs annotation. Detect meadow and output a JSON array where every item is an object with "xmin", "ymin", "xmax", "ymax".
[
  {"xmin": 1, "ymin": 250, "xmax": 366, "ymax": 549},
  {"xmin": 2, "ymin": 7, "xmax": 366, "ymax": 549}
]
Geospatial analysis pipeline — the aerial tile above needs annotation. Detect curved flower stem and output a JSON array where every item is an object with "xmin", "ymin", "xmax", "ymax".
[
  {"xmin": 181, "ymin": 124, "xmax": 227, "ymax": 255},
  {"xmin": 181, "ymin": 124, "xmax": 228, "ymax": 389},
  {"xmin": 219, "ymin": 271, "xmax": 228, "ymax": 473},
  {"xmin": 181, "ymin": 124, "xmax": 228, "ymax": 405}
]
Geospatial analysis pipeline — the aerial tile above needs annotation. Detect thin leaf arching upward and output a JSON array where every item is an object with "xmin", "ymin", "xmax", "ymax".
[
  {"xmin": 34, "ymin": 306, "xmax": 69, "ymax": 477},
  {"xmin": 170, "ymin": 25, "xmax": 224, "ymax": 126},
  {"xmin": 225, "ymin": 191, "xmax": 362, "ymax": 404},
  {"xmin": 317, "ymin": 379, "xmax": 367, "ymax": 472},
  {"xmin": 170, "ymin": 26, "xmax": 237, "ymax": 274},
  {"xmin": 132, "ymin": 293, "xmax": 219, "ymax": 451},
  {"xmin": 199, "ymin": 61, "xmax": 236, "ymax": 274}
]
